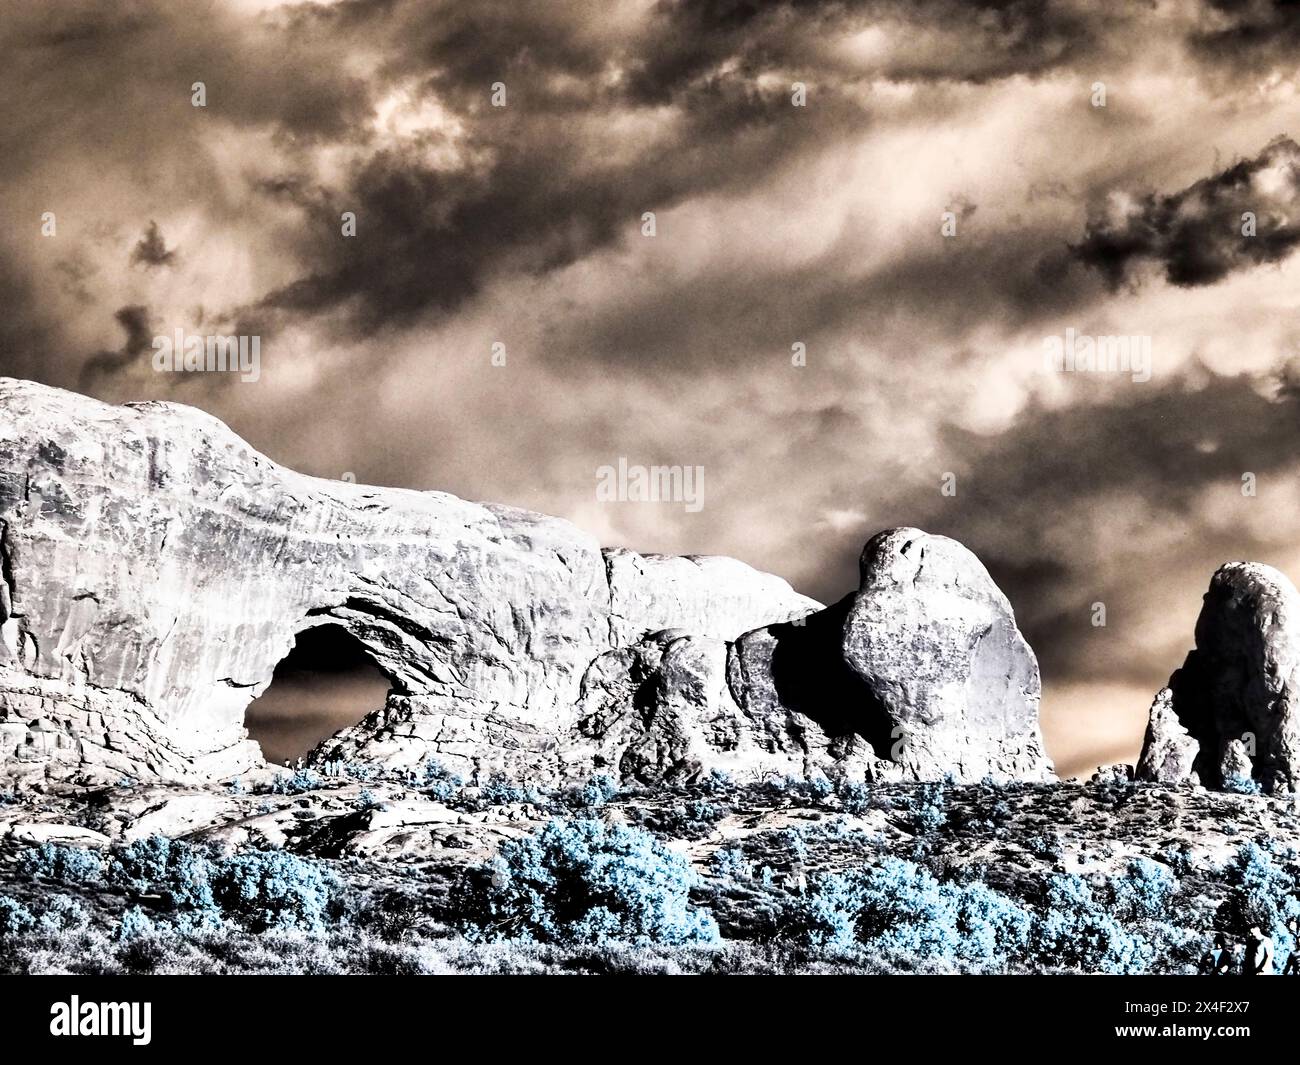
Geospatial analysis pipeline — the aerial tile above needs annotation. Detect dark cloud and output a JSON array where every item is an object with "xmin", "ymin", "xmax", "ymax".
[
  {"xmin": 130, "ymin": 221, "xmax": 176, "ymax": 268},
  {"xmin": 1188, "ymin": 0, "xmax": 1300, "ymax": 75},
  {"xmin": 890, "ymin": 369, "xmax": 1300, "ymax": 687},
  {"xmin": 1071, "ymin": 136, "xmax": 1300, "ymax": 289},
  {"xmin": 79, "ymin": 305, "xmax": 154, "ymax": 385},
  {"xmin": 212, "ymin": 0, "xmax": 1112, "ymax": 338}
]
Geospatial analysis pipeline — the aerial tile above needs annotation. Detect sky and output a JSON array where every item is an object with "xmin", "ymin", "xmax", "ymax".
[{"xmin": 6, "ymin": 0, "xmax": 1300, "ymax": 775}]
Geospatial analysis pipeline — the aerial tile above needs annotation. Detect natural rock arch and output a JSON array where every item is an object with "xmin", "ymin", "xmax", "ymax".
[{"xmin": 243, "ymin": 622, "xmax": 394, "ymax": 767}]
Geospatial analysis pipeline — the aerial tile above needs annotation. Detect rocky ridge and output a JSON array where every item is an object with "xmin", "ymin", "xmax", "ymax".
[{"xmin": 0, "ymin": 378, "xmax": 1051, "ymax": 785}]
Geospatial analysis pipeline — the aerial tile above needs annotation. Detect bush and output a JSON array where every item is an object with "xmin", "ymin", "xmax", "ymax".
[
  {"xmin": 0, "ymin": 897, "xmax": 36, "ymax": 937},
  {"xmin": 1223, "ymin": 775, "xmax": 1262, "ymax": 796},
  {"xmin": 781, "ymin": 873, "xmax": 861, "ymax": 949},
  {"xmin": 345, "ymin": 761, "xmax": 382, "ymax": 783},
  {"xmin": 710, "ymin": 847, "xmax": 749, "ymax": 880},
  {"xmin": 38, "ymin": 895, "xmax": 88, "ymax": 934},
  {"xmin": 901, "ymin": 782, "xmax": 947, "ymax": 834},
  {"xmin": 780, "ymin": 858, "xmax": 1034, "ymax": 966},
  {"xmin": 637, "ymin": 800, "xmax": 726, "ymax": 838},
  {"xmin": 1025, "ymin": 832, "xmax": 1066, "ymax": 863},
  {"xmin": 269, "ymin": 768, "xmax": 323, "ymax": 795},
  {"xmin": 763, "ymin": 775, "xmax": 834, "ymax": 804},
  {"xmin": 776, "ymin": 827, "xmax": 808, "ymax": 864},
  {"xmin": 1216, "ymin": 842, "xmax": 1300, "ymax": 942},
  {"xmin": 1037, "ymin": 874, "xmax": 1153, "ymax": 973},
  {"xmin": 577, "ymin": 774, "xmax": 619, "ymax": 808},
  {"xmin": 414, "ymin": 760, "xmax": 461, "ymax": 802},
  {"xmin": 837, "ymin": 781, "xmax": 872, "ymax": 816},
  {"xmin": 696, "ymin": 769, "xmax": 733, "ymax": 796},
  {"xmin": 108, "ymin": 835, "xmax": 215, "ymax": 912},
  {"xmin": 1105, "ymin": 857, "xmax": 1177, "ymax": 923},
  {"xmin": 1157, "ymin": 842, "xmax": 1194, "ymax": 878},
  {"xmin": 479, "ymin": 773, "xmax": 546, "ymax": 807},
  {"xmin": 211, "ymin": 850, "xmax": 341, "ymax": 933},
  {"xmin": 17, "ymin": 843, "xmax": 103, "ymax": 885},
  {"xmin": 856, "ymin": 859, "xmax": 978, "ymax": 960},
  {"xmin": 116, "ymin": 906, "xmax": 155, "ymax": 942},
  {"xmin": 451, "ymin": 818, "xmax": 719, "ymax": 946}
]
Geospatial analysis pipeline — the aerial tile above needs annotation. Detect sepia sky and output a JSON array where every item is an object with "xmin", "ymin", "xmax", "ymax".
[{"xmin": 7, "ymin": 0, "xmax": 1300, "ymax": 774}]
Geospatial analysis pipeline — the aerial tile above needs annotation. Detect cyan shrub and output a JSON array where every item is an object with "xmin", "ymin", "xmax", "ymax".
[
  {"xmin": 38, "ymin": 895, "xmax": 89, "ymax": 934},
  {"xmin": 837, "ymin": 781, "xmax": 872, "ymax": 816},
  {"xmin": 696, "ymin": 769, "xmax": 733, "ymax": 795},
  {"xmin": 269, "ymin": 768, "xmax": 323, "ymax": 795},
  {"xmin": 904, "ymin": 782, "xmax": 947, "ymax": 834},
  {"xmin": 781, "ymin": 858, "xmax": 1035, "ymax": 966},
  {"xmin": 1025, "ymin": 832, "xmax": 1066, "ymax": 862},
  {"xmin": 577, "ymin": 774, "xmax": 619, "ymax": 808},
  {"xmin": 1216, "ymin": 841, "xmax": 1300, "ymax": 942},
  {"xmin": 854, "ymin": 859, "xmax": 962, "ymax": 958},
  {"xmin": 17, "ymin": 843, "xmax": 103, "ymax": 885},
  {"xmin": 451, "ymin": 818, "xmax": 719, "ymax": 946},
  {"xmin": 108, "ymin": 835, "xmax": 215, "ymax": 912},
  {"xmin": 1036, "ymin": 873, "xmax": 1153, "ymax": 973},
  {"xmin": 0, "ymin": 896, "xmax": 36, "ymax": 937},
  {"xmin": 710, "ymin": 846, "xmax": 748, "ymax": 880},
  {"xmin": 211, "ymin": 849, "xmax": 341, "ymax": 932},
  {"xmin": 1105, "ymin": 857, "xmax": 1177, "ymax": 922},
  {"xmin": 480, "ymin": 772, "xmax": 546, "ymax": 807},
  {"xmin": 763, "ymin": 775, "xmax": 835, "ymax": 804},
  {"xmin": 415, "ymin": 759, "xmax": 462, "ymax": 802},
  {"xmin": 781, "ymin": 873, "xmax": 861, "ymax": 949},
  {"xmin": 345, "ymin": 761, "xmax": 382, "ymax": 783},
  {"xmin": 953, "ymin": 880, "xmax": 1034, "ymax": 961},
  {"xmin": 638, "ymin": 799, "xmax": 727, "ymax": 837},
  {"xmin": 116, "ymin": 906, "xmax": 155, "ymax": 942},
  {"xmin": 1157, "ymin": 842, "xmax": 1194, "ymax": 878}
]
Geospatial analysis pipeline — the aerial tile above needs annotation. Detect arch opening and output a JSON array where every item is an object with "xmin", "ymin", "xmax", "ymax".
[{"xmin": 244, "ymin": 623, "xmax": 392, "ymax": 766}]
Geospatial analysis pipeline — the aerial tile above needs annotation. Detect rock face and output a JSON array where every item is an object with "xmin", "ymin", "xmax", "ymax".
[
  {"xmin": 1135, "ymin": 688, "xmax": 1199, "ymax": 784},
  {"xmin": 0, "ymin": 378, "xmax": 1052, "ymax": 785},
  {"xmin": 721, "ymin": 529, "xmax": 1052, "ymax": 784},
  {"xmin": 841, "ymin": 529, "xmax": 1050, "ymax": 781},
  {"xmin": 1137, "ymin": 561, "xmax": 1300, "ymax": 793}
]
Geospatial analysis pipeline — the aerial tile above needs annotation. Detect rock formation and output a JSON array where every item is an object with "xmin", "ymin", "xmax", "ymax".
[
  {"xmin": 0, "ymin": 378, "xmax": 1052, "ymax": 785},
  {"xmin": 1137, "ymin": 561, "xmax": 1300, "ymax": 793},
  {"xmin": 842, "ymin": 529, "xmax": 1049, "ymax": 781}
]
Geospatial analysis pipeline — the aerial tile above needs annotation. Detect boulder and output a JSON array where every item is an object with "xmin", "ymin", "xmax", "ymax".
[
  {"xmin": 1138, "ymin": 561, "xmax": 1300, "ymax": 792},
  {"xmin": 839, "ymin": 529, "xmax": 1051, "ymax": 781},
  {"xmin": 726, "ymin": 528, "xmax": 1053, "ymax": 782},
  {"xmin": 1134, "ymin": 688, "xmax": 1198, "ymax": 784}
]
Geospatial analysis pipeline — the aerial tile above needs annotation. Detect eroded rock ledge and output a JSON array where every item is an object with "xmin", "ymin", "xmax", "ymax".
[{"xmin": 0, "ymin": 378, "xmax": 1051, "ymax": 785}]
